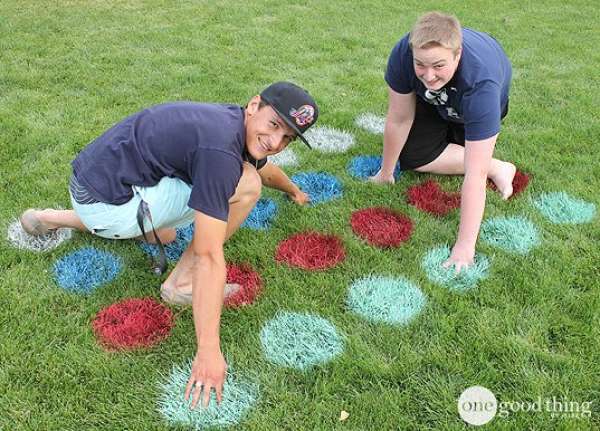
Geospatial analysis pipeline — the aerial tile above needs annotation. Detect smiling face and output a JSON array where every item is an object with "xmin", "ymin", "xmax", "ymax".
[
  {"xmin": 413, "ymin": 45, "xmax": 461, "ymax": 91},
  {"xmin": 244, "ymin": 96, "xmax": 297, "ymax": 160}
]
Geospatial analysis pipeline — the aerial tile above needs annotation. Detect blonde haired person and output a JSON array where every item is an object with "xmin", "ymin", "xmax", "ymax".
[{"xmin": 371, "ymin": 11, "xmax": 516, "ymax": 272}]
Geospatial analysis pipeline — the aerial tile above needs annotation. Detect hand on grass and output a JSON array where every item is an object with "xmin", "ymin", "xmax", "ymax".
[
  {"xmin": 289, "ymin": 190, "xmax": 310, "ymax": 205},
  {"xmin": 369, "ymin": 169, "xmax": 395, "ymax": 185},
  {"xmin": 443, "ymin": 244, "xmax": 475, "ymax": 274},
  {"xmin": 185, "ymin": 347, "xmax": 227, "ymax": 409}
]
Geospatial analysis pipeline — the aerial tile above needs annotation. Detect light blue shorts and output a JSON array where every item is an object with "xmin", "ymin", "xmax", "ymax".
[{"xmin": 70, "ymin": 177, "xmax": 195, "ymax": 239}]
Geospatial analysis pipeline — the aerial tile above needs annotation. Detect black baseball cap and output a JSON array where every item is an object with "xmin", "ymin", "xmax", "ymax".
[{"xmin": 259, "ymin": 81, "xmax": 319, "ymax": 149}]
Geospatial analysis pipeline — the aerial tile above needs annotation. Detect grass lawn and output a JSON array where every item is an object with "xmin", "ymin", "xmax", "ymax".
[{"xmin": 1, "ymin": 0, "xmax": 599, "ymax": 429}]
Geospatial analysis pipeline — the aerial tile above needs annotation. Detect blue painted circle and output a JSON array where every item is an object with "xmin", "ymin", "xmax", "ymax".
[
  {"xmin": 347, "ymin": 155, "xmax": 401, "ymax": 180},
  {"xmin": 242, "ymin": 198, "xmax": 278, "ymax": 230},
  {"xmin": 291, "ymin": 172, "xmax": 343, "ymax": 205},
  {"xmin": 54, "ymin": 247, "xmax": 122, "ymax": 293}
]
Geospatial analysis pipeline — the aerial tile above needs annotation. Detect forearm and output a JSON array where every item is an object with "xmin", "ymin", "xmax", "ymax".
[
  {"xmin": 259, "ymin": 163, "xmax": 301, "ymax": 195},
  {"xmin": 380, "ymin": 119, "xmax": 413, "ymax": 175},
  {"xmin": 192, "ymin": 252, "xmax": 226, "ymax": 348},
  {"xmin": 455, "ymin": 173, "xmax": 488, "ymax": 250}
]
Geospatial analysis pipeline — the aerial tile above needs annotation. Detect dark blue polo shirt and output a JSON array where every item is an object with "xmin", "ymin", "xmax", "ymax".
[{"xmin": 72, "ymin": 102, "xmax": 265, "ymax": 221}]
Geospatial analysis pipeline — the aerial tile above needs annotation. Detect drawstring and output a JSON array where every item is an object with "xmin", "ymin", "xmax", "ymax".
[{"xmin": 136, "ymin": 199, "xmax": 167, "ymax": 275}]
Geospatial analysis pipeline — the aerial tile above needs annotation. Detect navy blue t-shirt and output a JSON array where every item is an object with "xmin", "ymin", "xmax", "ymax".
[
  {"xmin": 385, "ymin": 28, "xmax": 512, "ymax": 141},
  {"xmin": 72, "ymin": 102, "xmax": 265, "ymax": 221}
]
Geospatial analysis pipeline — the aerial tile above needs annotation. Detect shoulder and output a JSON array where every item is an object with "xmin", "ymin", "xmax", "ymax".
[
  {"xmin": 456, "ymin": 28, "xmax": 509, "ymax": 89},
  {"xmin": 389, "ymin": 32, "xmax": 412, "ymax": 62}
]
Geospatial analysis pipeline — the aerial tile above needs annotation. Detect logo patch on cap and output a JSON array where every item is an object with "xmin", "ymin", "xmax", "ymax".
[{"xmin": 290, "ymin": 105, "xmax": 315, "ymax": 127}]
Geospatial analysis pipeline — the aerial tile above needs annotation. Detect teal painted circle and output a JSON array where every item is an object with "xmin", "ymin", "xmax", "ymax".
[
  {"xmin": 158, "ymin": 360, "xmax": 258, "ymax": 428},
  {"xmin": 260, "ymin": 311, "xmax": 344, "ymax": 370},
  {"xmin": 421, "ymin": 245, "xmax": 490, "ymax": 292},
  {"xmin": 347, "ymin": 275, "xmax": 426, "ymax": 324},
  {"xmin": 533, "ymin": 192, "xmax": 596, "ymax": 224},
  {"xmin": 480, "ymin": 216, "xmax": 540, "ymax": 254}
]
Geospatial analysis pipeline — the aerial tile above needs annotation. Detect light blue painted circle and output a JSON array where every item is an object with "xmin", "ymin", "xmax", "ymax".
[
  {"xmin": 158, "ymin": 360, "xmax": 259, "ymax": 428},
  {"xmin": 533, "ymin": 192, "xmax": 596, "ymax": 224},
  {"xmin": 480, "ymin": 216, "xmax": 540, "ymax": 255},
  {"xmin": 347, "ymin": 275, "xmax": 426, "ymax": 324},
  {"xmin": 421, "ymin": 245, "xmax": 490, "ymax": 292},
  {"xmin": 260, "ymin": 311, "xmax": 344, "ymax": 370}
]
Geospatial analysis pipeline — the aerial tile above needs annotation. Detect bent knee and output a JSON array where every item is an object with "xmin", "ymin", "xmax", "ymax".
[{"xmin": 234, "ymin": 163, "xmax": 262, "ymax": 202}]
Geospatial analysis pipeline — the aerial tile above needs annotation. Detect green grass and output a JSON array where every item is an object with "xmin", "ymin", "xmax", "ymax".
[{"xmin": 1, "ymin": 0, "xmax": 599, "ymax": 429}]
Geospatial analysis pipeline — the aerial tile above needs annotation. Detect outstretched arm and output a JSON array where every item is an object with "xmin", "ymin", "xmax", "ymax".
[
  {"xmin": 370, "ymin": 88, "xmax": 416, "ymax": 184},
  {"xmin": 258, "ymin": 161, "xmax": 309, "ymax": 205},
  {"xmin": 445, "ymin": 134, "xmax": 498, "ymax": 272},
  {"xmin": 185, "ymin": 210, "xmax": 228, "ymax": 409}
]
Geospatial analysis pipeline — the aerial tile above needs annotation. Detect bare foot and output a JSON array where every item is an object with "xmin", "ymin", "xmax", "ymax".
[
  {"xmin": 489, "ymin": 162, "xmax": 516, "ymax": 200},
  {"xmin": 160, "ymin": 283, "xmax": 242, "ymax": 305}
]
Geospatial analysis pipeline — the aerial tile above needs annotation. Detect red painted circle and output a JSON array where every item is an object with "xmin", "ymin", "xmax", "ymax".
[
  {"xmin": 275, "ymin": 231, "xmax": 346, "ymax": 270},
  {"xmin": 93, "ymin": 298, "xmax": 173, "ymax": 350},
  {"xmin": 224, "ymin": 263, "xmax": 263, "ymax": 308},
  {"xmin": 350, "ymin": 207, "xmax": 414, "ymax": 248},
  {"xmin": 406, "ymin": 180, "xmax": 460, "ymax": 217}
]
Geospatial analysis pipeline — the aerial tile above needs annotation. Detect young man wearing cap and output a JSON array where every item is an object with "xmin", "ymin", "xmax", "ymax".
[
  {"xmin": 371, "ymin": 12, "xmax": 516, "ymax": 273},
  {"xmin": 20, "ymin": 81, "xmax": 319, "ymax": 408}
]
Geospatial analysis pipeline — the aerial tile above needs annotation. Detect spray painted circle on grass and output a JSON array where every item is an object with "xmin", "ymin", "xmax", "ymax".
[
  {"xmin": 92, "ymin": 297, "xmax": 173, "ymax": 350},
  {"xmin": 421, "ymin": 245, "xmax": 490, "ymax": 292},
  {"xmin": 304, "ymin": 125, "xmax": 355, "ymax": 153},
  {"xmin": 140, "ymin": 224, "xmax": 194, "ymax": 262},
  {"xmin": 480, "ymin": 216, "xmax": 540, "ymax": 255},
  {"xmin": 406, "ymin": 180, "xmax": 460, "ymax": 217},
  {"xmin": 241, "ymin": 198, "xmax": 278, "ymax": 230},
  {"xmin": 224, "ymin": 263, "xmax": 263, "ymax": 308},
  {"xmin": 53, "ymin": 247, "xmax": 122, "ymax": 294},
  {"xmin": 347, "ymin": 275, "xmax": 426, "ymax": 325},
  {"xmin": 488, "ymin": 169, "xmax": 531, "ymax": 198},
  {"xmin": 350, "ymin": 207, "xmax": 413, "ymax": 248},
  {"xmin": 7, "ymin": 219, "xmax": 72, "ymax": 252},
  {"xmin": 291, "ymin": 172, "xmax": 343, "ymax": 205},
  {"xmin": 355, "ymin": 113, "xmax": 385, "ymax": 134},
  {"xmin": 260, "ymin": 311, "xmax": 344, "ymax": 370},
  {"xmin": 347, "ymin": 155, "xmax": 401, "ymax": 181},
  {"xmin": 158, "ymin": 361, "xmax": 259, "ymax": 428},
  {"xmin": 269, "ymin": 147, "xmax": 299, "ymax": 167},
  {"xmin": 532, "ymin": 192, "xmax": 596, "ymax": 224},
  {"xmin": 275, "ymin": 231, "xmax": 346, "ymax": 271}
]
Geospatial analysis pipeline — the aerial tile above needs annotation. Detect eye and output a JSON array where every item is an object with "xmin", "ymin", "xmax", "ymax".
[
  {"xmin": 270, "ymin": 120, "xmax": 278, "ymax": 128},
  {"xmin": 434, "ymin": 64, "xmax": 445, "ymax": 69}
]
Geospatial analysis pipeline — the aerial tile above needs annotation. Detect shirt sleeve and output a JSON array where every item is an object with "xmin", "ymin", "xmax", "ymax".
[
  {"xmin": 188, "ymin": 149, "xmax": 242, "ymax": 221},
  {"xmin": 462, "ymin": 81, "xmax": 502, "ymax": 141},
  {"xmin": 384, "ymin": 35, "xmax": 415, "ymax": 94}
]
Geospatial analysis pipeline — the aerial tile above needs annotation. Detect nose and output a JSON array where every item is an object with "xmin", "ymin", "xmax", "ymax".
[
  {"xmin": 273, "ymin": 130, "xmax": 288, "ymax": 150},
  {"xmin": 423, "ymin": 68, "xmax": 435, "ymax": 82}
]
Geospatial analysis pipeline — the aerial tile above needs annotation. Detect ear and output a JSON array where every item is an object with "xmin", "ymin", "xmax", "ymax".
[
  {"xmin": 246, "ymin": 95, "xmax": 261, "ymax": 116},
  {"xmin": 454, "ymin": 47, "xmax": 462, "ymax": 60}
]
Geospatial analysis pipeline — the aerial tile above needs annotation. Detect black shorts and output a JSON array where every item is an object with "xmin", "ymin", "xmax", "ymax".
[{"xmin": 399, "ymin": 97, "xmax": 508, "ymax": 170}]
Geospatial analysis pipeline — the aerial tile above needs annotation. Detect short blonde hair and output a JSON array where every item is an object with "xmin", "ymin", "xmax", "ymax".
[{"xmin": 409, "ymin": 12, "xmax": 462, "ymax": 55}]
